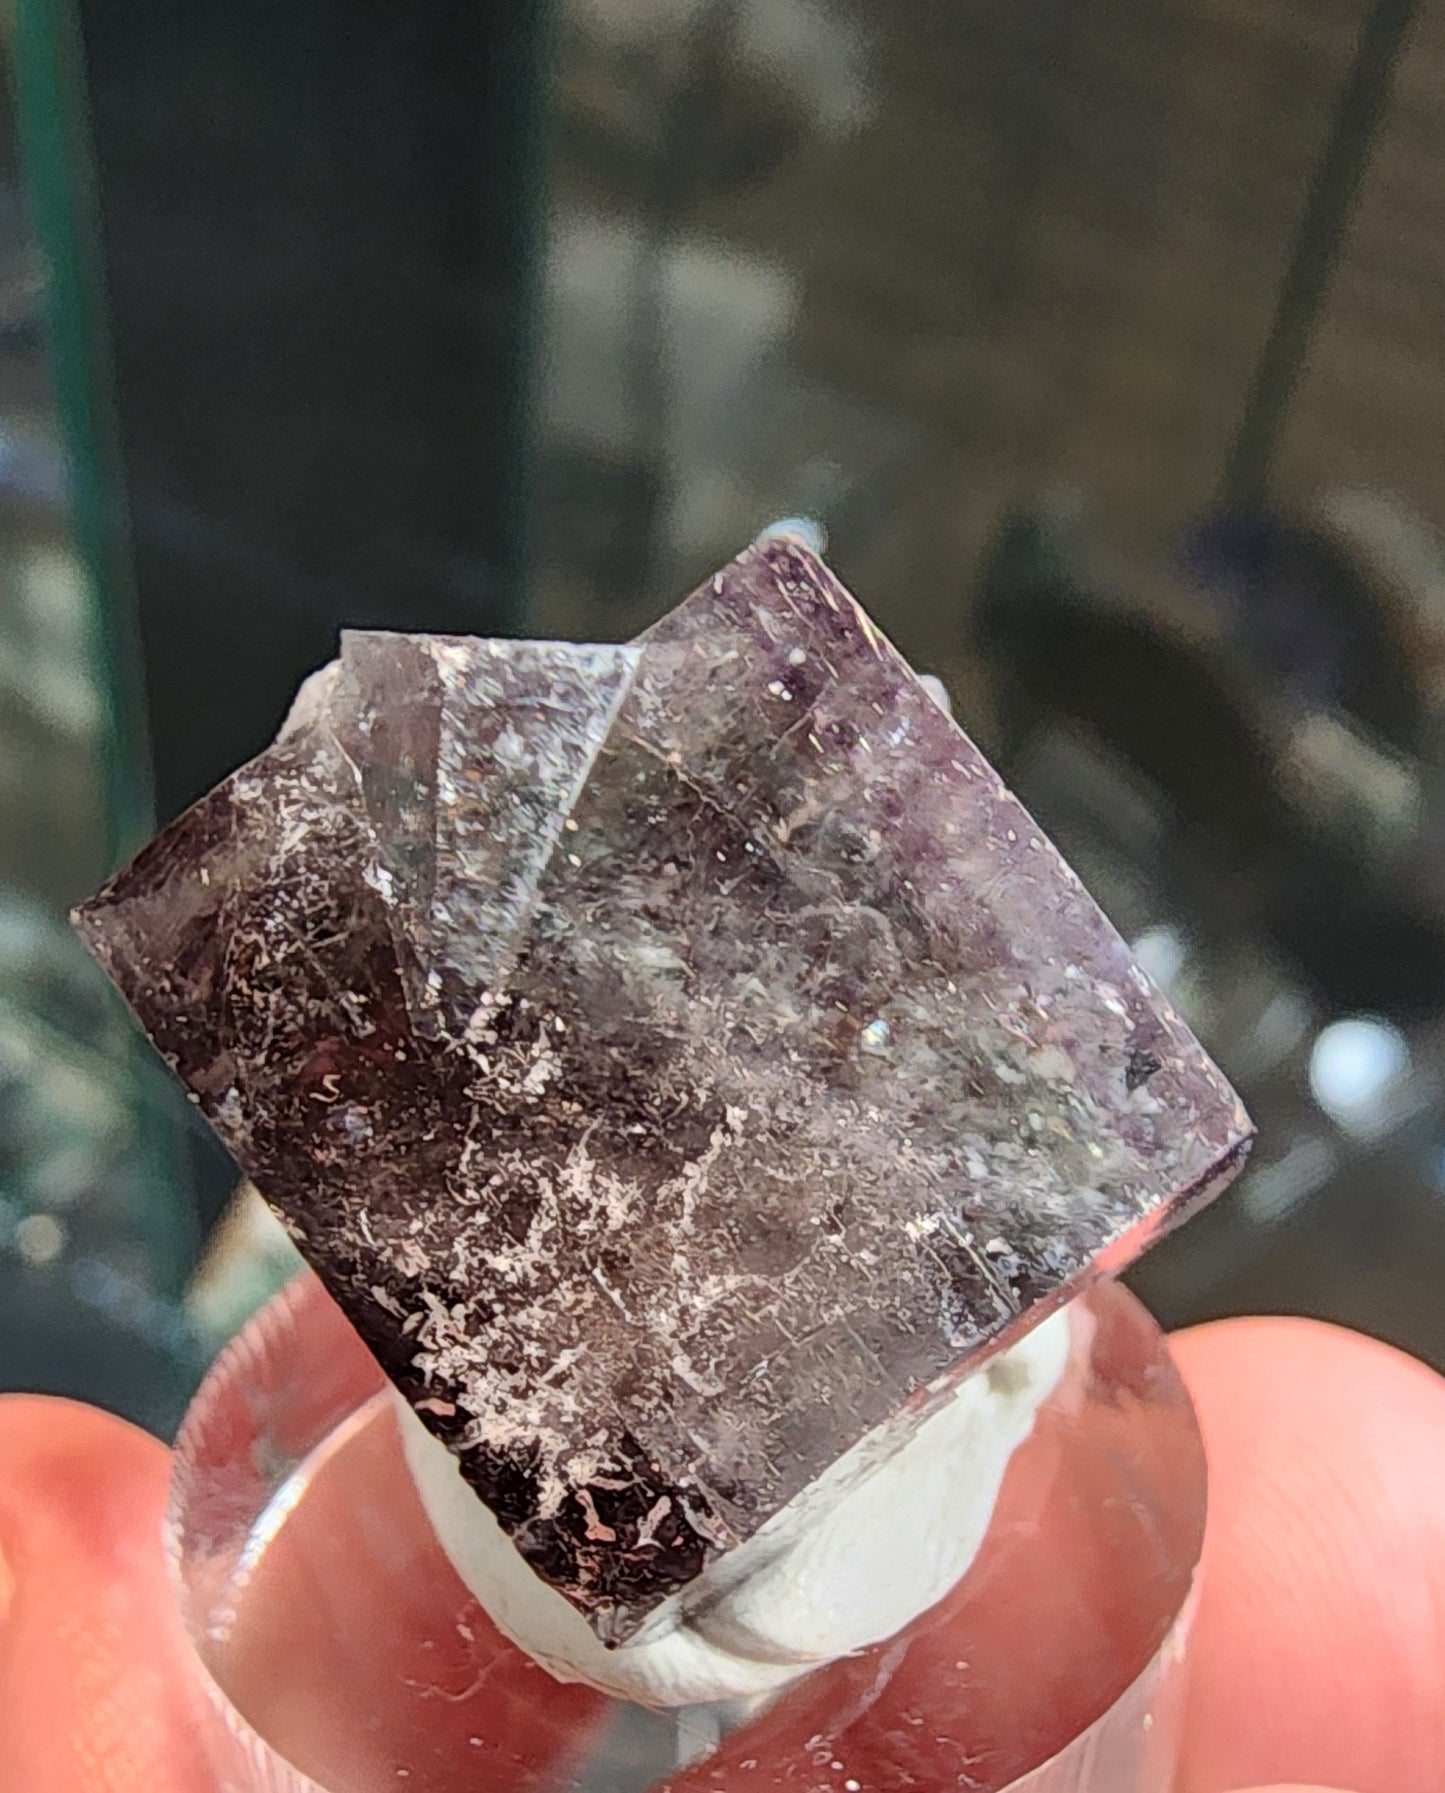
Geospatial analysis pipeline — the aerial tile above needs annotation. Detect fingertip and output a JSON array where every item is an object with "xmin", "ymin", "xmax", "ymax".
[
  {"xmin": 0, "ymin": 1393, "xmax": 209, "ymax": 1792},
  {"xmin": 1173, "ymin": 1310, "xmax": 1445, "ymax": 1408},
  {"xmin": 0, "ymin": 1388, "xmax": 171, "ymax": 1468},
  {"xmin": 1172, "ymin": 1316, "xmax": 1445, "ymax": 1793}
]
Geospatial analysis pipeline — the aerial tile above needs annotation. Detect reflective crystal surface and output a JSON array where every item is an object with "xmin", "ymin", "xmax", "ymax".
[{"xmin": 76, "ymin": 539, "xmax": 1250, "ymax": 1640}]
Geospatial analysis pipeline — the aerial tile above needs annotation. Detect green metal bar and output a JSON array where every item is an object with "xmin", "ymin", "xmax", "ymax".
[
  {"xmin": 1221, "ymin": 0, "xmax": 1420, "ymax": 505},
  {"xmin": 10, "ymin": 1, "xmax": 190, "ymax": 1302},
  {"xmin": 11, "ymin": 0, "xmax": 152, "ymax": 868},
  {"xmin": 506, "ymin": 0, "xmax": 559, "ymax": 633}
]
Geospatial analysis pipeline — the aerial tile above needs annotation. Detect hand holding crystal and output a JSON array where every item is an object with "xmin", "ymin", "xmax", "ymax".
[{"xmin": 3, "ymin": 1308, "xmax": 1443, "ymax": 1793}]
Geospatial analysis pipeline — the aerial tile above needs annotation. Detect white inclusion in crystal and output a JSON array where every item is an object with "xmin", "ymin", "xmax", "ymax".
[{"xmin": 400, "ymin": 1309, "xmax": 1071, "ymax": 1707}]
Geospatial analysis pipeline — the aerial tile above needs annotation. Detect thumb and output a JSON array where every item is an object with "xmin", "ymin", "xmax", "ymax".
[
  {"xmin": 1174, "ymin": 1317, "xmax": 1445, "ymax": 1793},
  {"xmin": 0, "ymin": 1394, "xmax": 211, "ymax": 1793}
]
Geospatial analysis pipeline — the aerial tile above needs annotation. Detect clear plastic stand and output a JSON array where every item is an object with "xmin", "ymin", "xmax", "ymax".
[{"xmin": 169, "ymin": 1274, "xmax": 1204, "ymax": 1793}]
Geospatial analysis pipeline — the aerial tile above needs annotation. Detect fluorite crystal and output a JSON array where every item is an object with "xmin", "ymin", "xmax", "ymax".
[{"xmin": 76, "ymin": 539, "xmax": 1251, "ymax": 1644}]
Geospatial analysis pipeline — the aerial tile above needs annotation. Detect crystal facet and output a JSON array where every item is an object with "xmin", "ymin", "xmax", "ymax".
[{"xmin": 75, "ymin": 539, "xmax": 1251, "ymax": 1642}]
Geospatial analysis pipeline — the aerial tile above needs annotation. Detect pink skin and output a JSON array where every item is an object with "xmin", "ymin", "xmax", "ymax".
[{"xmin": 3, "ymin": 1314, "xmax": 1442, "ymax": 1793}]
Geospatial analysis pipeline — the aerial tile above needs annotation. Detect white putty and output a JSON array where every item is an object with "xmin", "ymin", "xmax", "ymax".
[{"xmin": 400, "ymin": 1306, "xmax": 1071, "ymax": 1707}]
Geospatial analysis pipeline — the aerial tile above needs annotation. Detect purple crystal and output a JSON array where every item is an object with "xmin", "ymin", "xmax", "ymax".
[{"xmin": 75, "ymin": 540, "xmax": 1251, "ymax": 1642}]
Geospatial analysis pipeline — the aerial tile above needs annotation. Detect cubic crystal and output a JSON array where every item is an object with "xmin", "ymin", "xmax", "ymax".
[{"xmin": 75, "ymin": 539, "xmax": 1251, "ymax": 1642}]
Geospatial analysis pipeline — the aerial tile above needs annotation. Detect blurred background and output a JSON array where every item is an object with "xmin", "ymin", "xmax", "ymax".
[{"xmin": 3, "ymin": 0, "xmax": 1445, "ymax": 1434}]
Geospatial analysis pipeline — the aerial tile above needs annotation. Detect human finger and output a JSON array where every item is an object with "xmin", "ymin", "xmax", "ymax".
[
  {"xmin": 0, "ymin": 1394, "xmax": 211, "ymax": 1793},
  {"xmin": 1173, "ymin": 1316, "xmax": 1445, "ymax": 1793}
]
